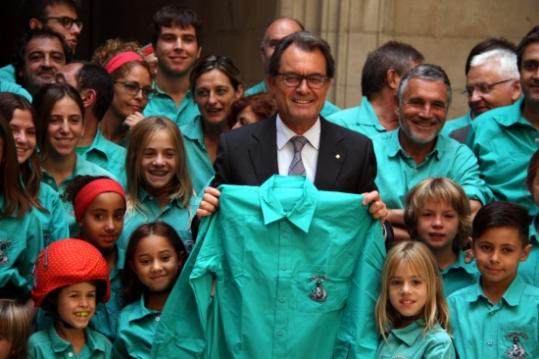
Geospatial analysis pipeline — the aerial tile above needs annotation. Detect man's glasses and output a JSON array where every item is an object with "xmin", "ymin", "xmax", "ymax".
[
  {"xmin": 461, "ymin": 79, "xmax": 514, "ymax": 97},
  {"xmin": 116, "ymin": 81, "xmax": 155, "ymax": 98},
  {"xmin": 40, "ymin": 16, "xmax": 83, "ymax": 30},
  {"xmin": 276, "ymin": 72, "xmax": 329, "ymax": 89}
]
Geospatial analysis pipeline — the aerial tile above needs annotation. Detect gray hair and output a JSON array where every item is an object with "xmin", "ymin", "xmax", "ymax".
[
  {"xmin": 397, "ymin": 64, "xmax": 452, "ymax": 106},
  {"xmin": 469, "ymin": 48, "xmax": 519, "ymax": 80}
]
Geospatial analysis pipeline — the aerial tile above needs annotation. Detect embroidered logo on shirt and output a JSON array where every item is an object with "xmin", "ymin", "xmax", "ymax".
[
  {"xmin": 309, "ymin": 274, "xmax": 328, "ymax": 302},
  {"xmin": 506, "ymin": 332, "xmax": 528, "ymax": 359},
  {"xmin": 0, "ymin": 240, "xmax": 11, "ymax": 265}
]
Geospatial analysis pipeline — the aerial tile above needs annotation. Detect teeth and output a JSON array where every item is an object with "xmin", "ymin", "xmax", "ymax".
[{"xmin": 74, "ymin": 311, "xmax": 90, "ymax": 317}]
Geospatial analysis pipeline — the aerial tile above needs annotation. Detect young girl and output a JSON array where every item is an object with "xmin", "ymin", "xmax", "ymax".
[
  {"xmin": 34, "ymin": 83, "xmax": 113, "ymax": 236},
  {"xmin": 28, "ymin": 238, "xmax": 112, "ymax": 358},
  {"xmin": 404, "ymin": 177, "xmax": 478, "ymax": 295},
  {"xmin": 376, "ymin": 241, "xmax": 456, "ymax": 358},
  {"xmin": 0, "ymin": 92, "xmax": 69, "ymax": 246},
  {"xmin": 92, "ymin": 39, "xmax": 152, "ymax": 146},
  {"xmin": 119, "ymin": 116, "xmax": 195, "ymax": 251},
  {"xmin": 0, "ymin": 299, "xmax": 33, "ymax": 359},
  {"xmin": 113, "ymin": 222, "xmax": 186, "ymax": 358},
  {"xmin": 0, "ymin": 112, "xmax": 42, "ymax": 301},
  {"xmin": 522, "ymin": 149, "xmax": 539, "ymax": 286},
  {"xmin": 64, "ymin": 175, "xmax": 126, "ymax": 340}
]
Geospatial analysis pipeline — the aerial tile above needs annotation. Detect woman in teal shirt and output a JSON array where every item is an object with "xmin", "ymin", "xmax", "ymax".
[
  {"xmin": 182, "ymin": 55, "xmax": 244, "ymax": 196},
  {"xmin": 0, "ymin": 93, "xmax": 69, "ymax": 245}
]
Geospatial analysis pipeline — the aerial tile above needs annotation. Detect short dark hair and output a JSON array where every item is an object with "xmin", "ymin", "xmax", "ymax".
[
  {"xmin": 229, "ymin": 93, "xmax": 276, "ymax": 128},
  {"xmin": 464, "ymin": 38, "xmax": 516, "ymax": 74},
  {"xmin": 361, "ymin": 41, "xmax": 424, "ymax": 99},
  {"xmin": 190, "ymin": 55, "xmax": 242, "ymax": 94},
  {"xmin": 268, "ymin": 31, "xmax": 335, "ymax": 79},
  {"xmin": 517, "ymin": 25, "xmax": 539, "ymax": 71},
  {"xmin": 472, "ymin": 201, "xmax": 530, "ymax": 246},
  {"xmin": 75, "ymin": 61, "xmax": 114, "ymax": 120},
  {"xmin": 397, "ymin": 63, "xmax": 452, "ymax": 106},
  {"xmin": 150, "ymin": 5, "xmax": 202, "ymax": 48},
  {"xmin": 13, "ymin": 28, "xmax": 71, "ymax": 86},
  {"xmin": 23, "ymin": 0, "xmax": 79, "ymax": 26}
]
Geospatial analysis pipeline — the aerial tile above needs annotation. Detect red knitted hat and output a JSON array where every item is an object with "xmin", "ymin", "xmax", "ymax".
[{"xmin": 32, "ymin": 239, "xmax": 111, "ymax": 307}]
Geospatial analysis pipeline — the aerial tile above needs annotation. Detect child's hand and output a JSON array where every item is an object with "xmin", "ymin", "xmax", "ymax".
[
  {"xmin": 197, "ymin": 186, "xmax": 221, "ymax": 218},
  {"xmin": 124, "ymin": 111, "xmax": 145, "ymax": 128},
  {"xmin": 362, "ymin": 190, "xmax": 388, "ymax": 223}
]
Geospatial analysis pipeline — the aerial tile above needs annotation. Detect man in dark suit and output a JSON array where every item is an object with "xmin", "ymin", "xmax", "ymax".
[{"xmin": 198, "ymin": 31, "xmax": 387, "ymax": 219}]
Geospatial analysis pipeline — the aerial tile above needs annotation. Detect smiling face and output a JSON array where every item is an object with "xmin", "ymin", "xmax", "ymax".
[
  {"xmin": 45, "ymin": 96, "xmax": 83, "ymax": 157},
  {"xmin": 56, "ymin": 282, "xmax": 97, "ymax": 330},
  {"xmin": 79, "ymin": 192, "xmax": 126, "ymax": 254},
  {"xmin": 131, "ymin": 234, "xmax": 181, "ymax": 293},
  {"xmin": 388, "ymin": 261, "xmax": 427, "ymax": 319},
  {"xmin": 155, "ymin": 25, "xmax": 201, "ymax": 77},
  {"xmin": 398, "ymin": 78, "xmax": 448, "ymax": 147},
  {"xmin": 473, "ymin": 226, "xmax": 531, "ymax": 293},
  {"xmin": 194, "ymin": 69, "xmax": 243, "ymax": 127},
  {"xmin": 141, "ymin": 129, "xmax": 177, "ymax": 194},
  {"xmin": 21, "ymin": 36, "xmax": 66, "ymax": 95},
  {"xmin": 9, "ymin": 109, "xmax": 36, "ymax": 164},
  {"xmin": 267, "ymin": 45, "xmax": 330, "ymax": 133},
  {"xmin": 111, "ymin": 63, "xmax": 151, "ymax": 118},
  {"xmin": 416, "ymin": 198, "xmax": 459, "ymax": 253},
  {"xmin": 520, "ymin": 42, "xmax": 539, "ymax": 106}
]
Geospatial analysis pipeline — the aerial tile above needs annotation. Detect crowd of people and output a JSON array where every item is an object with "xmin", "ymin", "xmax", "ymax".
[{"xmin": 1, "ymin": 0, "xmax": 539, "ymax": 358}]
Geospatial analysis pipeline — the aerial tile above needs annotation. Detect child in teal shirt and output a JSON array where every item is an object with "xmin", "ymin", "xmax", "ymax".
[
  {"xmin": 375, "ymin": 241, "xmax": 456, "ymax": 358},
  {"xmin": 27, "ymin": 239, "xmax": 112, "ymax": 358},
  {"xmin": 448, "ymin": 201, "xmax": 539, "ymax": 358},
  {"xmin": 113, "ymin": 222, "xmax": 186, "ymax": 358},
  {"xmin": 404, "ymin": 177, "xmax": 479, "ymax": 295}
]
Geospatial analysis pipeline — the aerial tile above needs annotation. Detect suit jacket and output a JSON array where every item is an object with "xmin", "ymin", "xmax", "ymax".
[{"xmin": 213, "ymin": 116, "xmax": 377, "ymax": 194}]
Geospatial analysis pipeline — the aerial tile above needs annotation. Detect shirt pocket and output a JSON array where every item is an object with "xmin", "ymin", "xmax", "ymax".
[
  {"xmin": 293, "ymin": 264, "xmax": 351, "ymax": 313},
  {"xmin": 499, "ymin": 325, "xmax": 532, "ymax": 359}
]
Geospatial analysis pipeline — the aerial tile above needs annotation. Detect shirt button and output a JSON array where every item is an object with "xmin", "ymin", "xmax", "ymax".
[
  {"xmin": 279, "ymin": 297, "xmax": 286, "ymax": 303},
  {"xmin": 487, "ymin": 340, "xmax": 493, "ymax": 346},
  {"xmin": 276, "ymin": 330, "xmax": 284, "ymax": 336},
  {"xmin": 280, "ymin": 265, "xmax": 287, "ymax": 271},
  {"xmin": 155, "ymin": 316, "xmax": 161, "ymax": 322},
  {"xmin": 68, "ymin": 353, "xmax": 74, "ymax": 357}
]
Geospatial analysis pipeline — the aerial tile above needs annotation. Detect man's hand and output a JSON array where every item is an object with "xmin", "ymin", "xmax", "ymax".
[
  {"xmin": 196, "ymin": 187, "xmax": 221, "ymax": 218},
  {"xmin": 124, "ymin": 111, "xmax": 145, "ymax": 128},
  {"xmin": 362, "ymin": 190, "xmax": 388, "ymax": 222}
]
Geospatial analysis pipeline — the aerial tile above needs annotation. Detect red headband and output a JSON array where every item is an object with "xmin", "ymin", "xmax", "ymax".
[
  {"xmin": 74, "ymin": 178, "xmax": 126, "ymax": 223},
  {"xmin": 104, "ymin": 51, "xmax": 143, "ymax": 74}
]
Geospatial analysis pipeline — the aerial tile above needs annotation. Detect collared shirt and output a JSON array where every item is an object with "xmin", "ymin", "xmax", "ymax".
[
  {"xmin": 376, "ymin": 320, "xmax": 455, "ymax": 359},
  {"xmin": 440, "ymin": 111, "xmax": 472, "ymax": 138},
  {"xmin": 276, "ymin": 115, "xmax": 320, "ymax": 182},
  {"xmin": 113, "ymin": 295, "xmax": 161, "ymax": 359},
  {"xmin": 35, "ymin": 182, "xmax": 69, "ymax": 246},
  {"xmin": 143, "ymin": 82, "xmax": 200, "ymax": 127},
  {"xmin": 151, "ymin": 175, "xmax": 385, "ymax": 359},
  {"xmin": 520, "ymin": 216, "xmax": 539, "ymax": 287},
  {"xmin": 448, "ymin": 275, "xmax": 539, "ymax": 359},
  {"xmin": 41, "ymin": 154, "xmax": 114, "ymax": 236},
  {"xmin": 76, "ymin": 129, "xmax": 127, "ymax": 187},
  {"xmin": 327, "ymin": 96, "xmax": 389, "ymax": 138},
  {"xmin": 245, "ymin": 80, "xmax": 341, "ymax": 118},
  {"xmin": 181, "ymin": 115, "xmax": 215, "ymax": 197},
  {"xmin": 373, "ymin": 130, "xmax": 491, "ymax": 209},
  {"xmin": 119, "ymin": 189, "xmax": 195, "ymax": 253},
  {"xmin": 27, "ymin": 324, "xmax": 112, "ymax": 359},
  {"xmin": 471, "ymin": 97, "xmax": 539, "ymax": 215},
  {"xmin": 440, "ymin": 250, "xmax": 479, "ymax": 296},
  {"xmin": 0, "ymin": 196, "xmax": 43, "ymax": 296}
]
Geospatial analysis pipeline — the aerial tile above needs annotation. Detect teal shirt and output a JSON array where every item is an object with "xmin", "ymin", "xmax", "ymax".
[
  {"xmin": 448, "ymin": 275, "xmax": 539, "ymax": 359},
  {"xmin": 76, "ymin": 130, "xmax": 127, "ymax": 187},
  {"xmin": 0, "ymin": 197, "xmax": 43, "ymax": 295},
  {"xmin": 143, "ymin": 82, "xmax": 200, "ymax": 127},
  {"xmin": 440, "ymin": 112, "xmax": 472, "ymax": 137},
  {"xmin": 36, "ymin": 182, "xmax": 70, "ymax": 246},
  {"xmin": 471, "ymin": 97, "xmax": 539, "ymax": 215},
  {"xmin": 119, "ymin": 189, "xmax": 195, "ymax": 252},
  {"xmin": 520, "ymin": 216, "xmax": 539, "ymax": 287},
  {"xmin": 0, "ymin": 64, "xmax": 16, "ymax": 83},
  {"xmin": 41, "ymin": 154, "xmax": 115, "ymax": 236},
  {"xmin": 181, "ymin": 115, "xmax": 216, "ymax": 197},
  {"xmin": 27, "ymin": 325, "xmax": 112, "ymax": 359},
  {"xmin": 0, "ymin": 78, "xmax": 32, "ymax": 102},
  {"xmin": 113, "ymin": 295, "xmax": 161, "ymax": 359},
  {"xmin": 373, "ymin": 130, "xmax": 491, "ymax": 210},
  {"xmin": 376, "ymin": 320, "xmax": 455, "ymax": 359},
  {"xmin": 245, "ymin": 81, "xmax": 340, "ymax": 117},
  {"xmin": 441, "ymin": 250, "xmax": 479, "ymax": 296},
  {"xmin": 151, "ymin": 175, "xmax": 385, "ymax": 359},
  {"xmin": 327, "ymin": 96, "xmax": 389, "ymax": 138}
]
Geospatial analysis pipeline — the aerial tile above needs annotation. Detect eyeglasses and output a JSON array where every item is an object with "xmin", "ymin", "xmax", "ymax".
[
  {"xmin": 276, "ymin": 72, "xmax": 329, "ymax": 89},
  {"xmin": 40, "ymin": 16, "xmax": 83, "ymax": 30},
  {"xmin": 461, "ymin": 79, "xmax": 514, "ymax": 96},
  {"xmin": 115, "ymin": 81, "xmax": 155, "ymax": 98}
]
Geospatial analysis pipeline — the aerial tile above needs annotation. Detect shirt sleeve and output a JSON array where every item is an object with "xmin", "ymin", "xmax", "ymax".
[
  {"xmin": 450, "ymin": 143, "xmax": 493, "ymax": 204},
  {"xmin": 48, "ymin": 191, "xmax": 70, "ymax": 243},
  {"xmin": 22, "ymin": 213, "xmax": 44, "ymax": 293}
]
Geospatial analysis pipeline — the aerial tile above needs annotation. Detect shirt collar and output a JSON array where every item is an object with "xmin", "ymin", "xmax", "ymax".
[
  {"xmin": 84, "ymin": 130, "xmax": 109, "ymax": 159},
  {"xmin": 441, "ymin": 250, "xmax": 477, "ymax": 276},
  {"xmin": 390, "ymin": 320, "xmax": 426, "ymax": 346},
  {"xmin": 467, "ymin": 275, "xmax": 527, "ymax": 306},
  {"xmin": 128, "ymin": 295, "xmax": 160, "ymax": 322},
  {"xmin": 276, "ymin": 114, "xmax": 321, "ymax": 151},
  {"xmin": 360, "ymin": 96, "xmax": 385, "ymax": 130},
  {"xmin": 493, "ymin": 97, "xmax": 527, "ymax": 127},
  {"xmin": 181, "ymin": 115, "xmax": 204, "ymax": 143},
  {"xmin": 387, "ymin": 129, "xmax": 441, "ymax": 161},
  {"xmin": 259, "ymin": 175, "xmax": 317, "ymax": 233},
  {"xmin": 48, "ymin": 325, "xmax": 71, "ymax": 353}
]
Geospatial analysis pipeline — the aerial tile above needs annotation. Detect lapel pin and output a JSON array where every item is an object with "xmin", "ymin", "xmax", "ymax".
[{"xmin": 335, "ymin": 153, "xmax": 341, "ymax": 159}]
